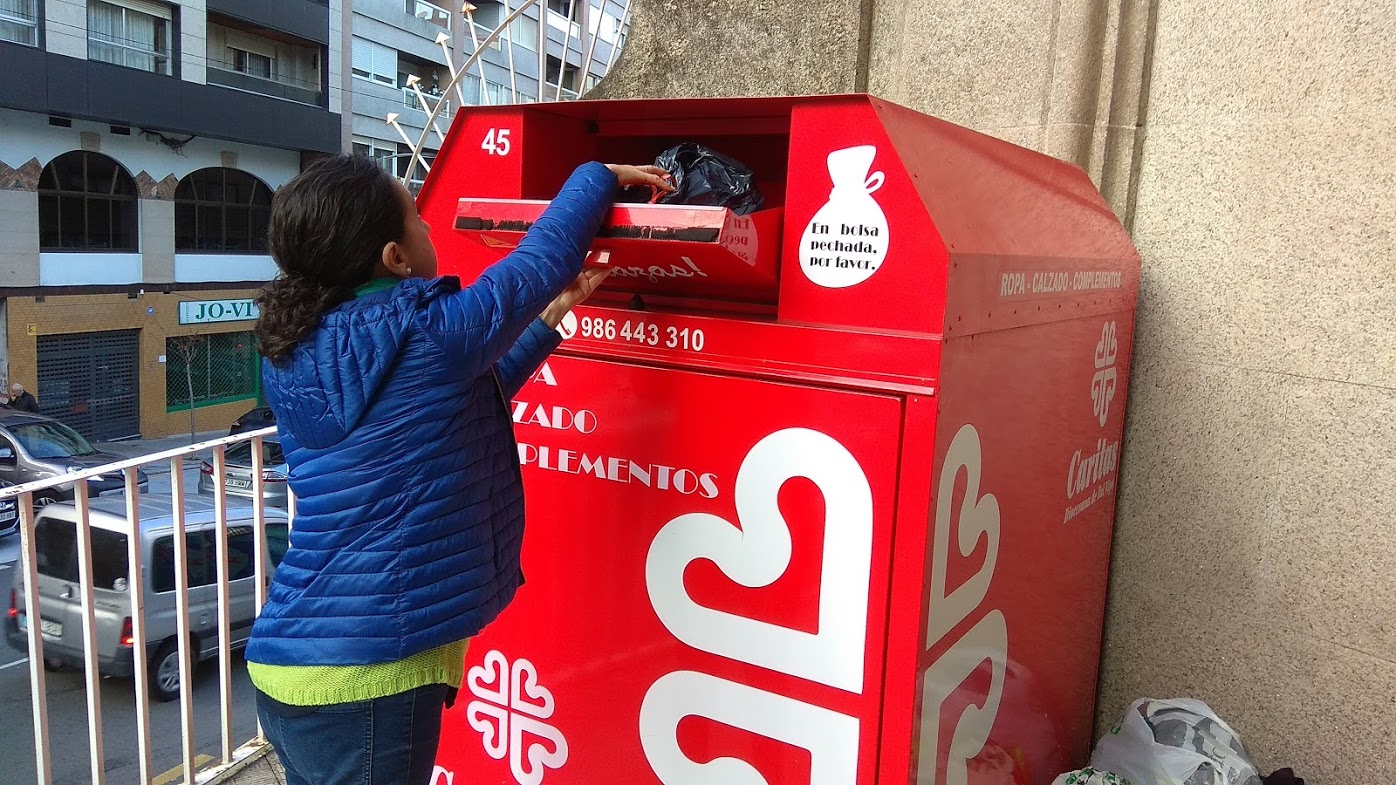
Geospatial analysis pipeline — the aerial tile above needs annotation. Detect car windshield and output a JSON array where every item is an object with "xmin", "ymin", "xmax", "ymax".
[
  {"xmin": 10, "ymin": 422, "xmax": 98, "ymax": 459},
  {"xmin": 226, "ymin": 440, "xmax": 284, "ymax": 466}
]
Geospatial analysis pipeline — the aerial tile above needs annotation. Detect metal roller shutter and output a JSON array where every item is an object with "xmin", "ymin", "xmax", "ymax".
[{"xmin": 36, "ymin": 330, "xmax": 141, "ymax": 442}]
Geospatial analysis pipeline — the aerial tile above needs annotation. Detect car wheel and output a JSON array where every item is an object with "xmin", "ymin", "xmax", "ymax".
[
  {"xmin": 43, "ymin": 656, "xmax": 65, "ymax": 672},
  {"xmin": 33, "ymin": 493, "xmax": 59, "ymax": 509},
  {"xmin": 150, "ymin": 641, "xmax": 184, "ymax": 702}
]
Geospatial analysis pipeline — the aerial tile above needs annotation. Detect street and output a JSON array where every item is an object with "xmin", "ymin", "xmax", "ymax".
[{"xmin": 0, "ymin": 462, "xmax": 262, "ymax": 785}]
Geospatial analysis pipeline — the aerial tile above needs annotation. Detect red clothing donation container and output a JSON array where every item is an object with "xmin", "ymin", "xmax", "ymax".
[{"xmin": 415, "ymin": 95, "xmax": 1140, "ymax": 785}]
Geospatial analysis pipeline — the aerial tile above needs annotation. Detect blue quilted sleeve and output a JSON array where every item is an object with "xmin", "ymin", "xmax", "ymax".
[
  {"xmin": 425, "ymin": 162, "xmax": 616, "ymax": 379},
  {"xmin": 495, "ymin": 318, "xmax": 562, "ymax": 398}
]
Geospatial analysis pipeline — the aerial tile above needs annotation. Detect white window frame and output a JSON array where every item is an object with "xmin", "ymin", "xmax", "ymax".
[
  {"xmin": 229, "ymin": 47, "xmax": 274, "ymax": 79},
  {"xmin": 352, "ymin": 137, "xmax": 398, "ymax": 174},
  {"xmin": 88, "ymin": 0, "xmax": 175, "ymax": 76},
  {"xmin": 587, "ymin": 5, "xmax": 619, "ymax": 44},
  {"xmin": 0, "ymin": 0, "xmax": 40, "ymax": 47},
  {"xmin": 351, "ymin": 36, "xmax": 397, "ymax": 86}
]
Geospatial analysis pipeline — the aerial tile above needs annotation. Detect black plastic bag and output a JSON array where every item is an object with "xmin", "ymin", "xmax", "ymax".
[{"xmin": 651, "ymin": 143, "xmax": 766, "ymax": 215}]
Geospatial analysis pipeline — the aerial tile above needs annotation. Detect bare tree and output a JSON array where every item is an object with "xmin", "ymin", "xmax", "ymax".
[{"xmin": 169, "ymin": 335, "xmax": 204, "ymax": 445}]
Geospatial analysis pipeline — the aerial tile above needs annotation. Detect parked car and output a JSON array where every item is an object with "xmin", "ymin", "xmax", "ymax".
[
  {"xmin": 197, "ymin": 436, "xmax": 289, "ymax": 508},
  {"xmin": 0, "ymin": 412, "xmax": 149, "ymax": 506},
  {"xmin": 0, "ymin": 481, "xmax": 18, "ymax": 538},
  {"xmin": 5, "ymin": 494, "xmax": 290, "ymax": 701},
  {"xmin": 229, "ymin": 406, "xmax": 275, "ymax": 436}
]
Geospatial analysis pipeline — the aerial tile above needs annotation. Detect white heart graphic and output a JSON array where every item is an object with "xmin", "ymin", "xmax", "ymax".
[
  {"xmin": 510, "ymin": 714, "xmax": 569, "ymax": 785},
  {"xmin": 467, "ymin": 699, "xmax": 509, "ymax": 761},
  {"xmin": 917, "ymin": 610, "xmax": 1008, "ymax": 785},
  {"xmin": 646, "ymin": 428, "xmax": 874, "ymax": 693},
  {"xmin": 468, "ymin": 649, "xmax": 509, "ymax": 704},
  {"xmin": 925, "ymin": 425, "xmax": 1001, "ymax": 648},
  {"xmin": 640, "ymin": 670, "xmax": 859, "ymax": 785},
  {"xmin": 509, "ymin": 657, "xmax": 555, "ymax": 719},
  {"xmin": 1091, "ymin": 368, "xmax": 1118, "ymax": 427}
]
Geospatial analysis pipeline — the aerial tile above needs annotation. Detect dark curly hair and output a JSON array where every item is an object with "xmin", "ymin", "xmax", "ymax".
[{"xmin": 256, "ymin": 155, "xmax": 407, "ymax": 361}]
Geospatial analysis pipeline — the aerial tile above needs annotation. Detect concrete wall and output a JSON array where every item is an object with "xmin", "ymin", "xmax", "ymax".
[{"xmin": 598, "ymin": 1, "xmax": 1395, "ymax": 781}]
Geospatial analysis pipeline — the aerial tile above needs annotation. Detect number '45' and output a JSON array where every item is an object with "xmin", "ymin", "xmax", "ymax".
[{"xmin": 481, "ymin": 128, "xmax": 512, "ymax": 156}]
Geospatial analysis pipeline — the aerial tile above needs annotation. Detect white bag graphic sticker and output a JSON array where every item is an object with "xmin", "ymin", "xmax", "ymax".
[{"xmin": 798, "ymin": 145, "xmax": 890, "ymax": 288}]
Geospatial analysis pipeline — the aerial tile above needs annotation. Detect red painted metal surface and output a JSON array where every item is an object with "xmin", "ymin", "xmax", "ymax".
[
  {"xmin": 416, "ymin": 94, "xmax": 1141, "ymax": 785},
  {"xmin": 454, "ymin": 199, "xmax": 784, "ymax": 301}
]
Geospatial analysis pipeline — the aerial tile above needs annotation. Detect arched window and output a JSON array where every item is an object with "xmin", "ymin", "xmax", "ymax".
[
  {"xmin": 38, "ymin": 151, "xmax": 139, "ymax": 251},
  {"xmin": 175, "ymin": 168, "xmax": 273, "ymax": 253}
]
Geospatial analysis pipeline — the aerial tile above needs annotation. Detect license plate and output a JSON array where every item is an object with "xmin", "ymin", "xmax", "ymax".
[
  {"xmin": 18, "ymin": 616, "xmax": 62, "ymax": 639},
  {"xmin": 0, "ymin": 510, "xmax": 15, "ymax": 523},
  {"xmin": 226, "ymin": 478, "xmax": 251, "ymax": 489}
]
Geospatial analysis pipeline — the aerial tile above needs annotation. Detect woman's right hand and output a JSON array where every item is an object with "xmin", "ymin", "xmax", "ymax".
[{"xmin": 605, "ymin": 164, "xmax": 674, "ymax": 192}]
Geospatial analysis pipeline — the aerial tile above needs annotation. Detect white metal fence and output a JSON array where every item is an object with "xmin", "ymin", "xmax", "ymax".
[{"xmin": 5, "ymin": 427, "xmax": 286, "ymax": 785}]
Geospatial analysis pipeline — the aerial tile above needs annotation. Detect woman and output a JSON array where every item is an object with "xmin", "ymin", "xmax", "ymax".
[{"xmin": 246, "ymin": 154, "xmax": 670, "ymax": 784}]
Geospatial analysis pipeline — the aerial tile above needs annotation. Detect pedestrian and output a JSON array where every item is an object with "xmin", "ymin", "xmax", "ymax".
[
  {"xmin": 244, "ymin": 154, "xmax": 671, "ymax": 785},
  {"xmin": 8, "ymin": 383, "xmax": 38, "ymax": 413}
]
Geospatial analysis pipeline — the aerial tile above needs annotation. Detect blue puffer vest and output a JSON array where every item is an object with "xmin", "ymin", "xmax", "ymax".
[{"xmin": 244, "ymin": 163, "xmax": 617, "ymax": 666}]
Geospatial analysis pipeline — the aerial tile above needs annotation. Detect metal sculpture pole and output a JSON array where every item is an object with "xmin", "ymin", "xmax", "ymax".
[{"xmin": 403, "ymin": 0, "xmax": 542, "ymax": 186}]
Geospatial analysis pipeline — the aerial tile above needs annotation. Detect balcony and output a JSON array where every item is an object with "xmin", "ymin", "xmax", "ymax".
[
  {"xmin": 407, "ymin": 0, "xmax": 451, "ymax": 28},
  {"xmin": 403, "ymin": 84, "xmax": 452, "ymax": 119},
  {"xmin": 208, "ymin": 61, "xmax": 324, "ymax": 107},
  {"xmin": 206, "ymin": 18, "xmax": 326, "ymax": 107}
]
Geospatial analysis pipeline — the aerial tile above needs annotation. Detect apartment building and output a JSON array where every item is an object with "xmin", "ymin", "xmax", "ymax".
[
  {"xmin": 347, "ymin": 0, "xmax": 630, "ymax": 188},
  {"xmin": 0, "ymin": 0, "xmax": 625, "ymax": 441},
  {"xmin": 0, "ymin": 0, "xmax": 342, "ymax": 440}
]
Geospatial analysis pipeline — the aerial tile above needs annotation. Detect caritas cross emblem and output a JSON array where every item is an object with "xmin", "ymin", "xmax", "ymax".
[{"xmin": 466, "ymin": 650, "xmax": 569, "ymax": 785}]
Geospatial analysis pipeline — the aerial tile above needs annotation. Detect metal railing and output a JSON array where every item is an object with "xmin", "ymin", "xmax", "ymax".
[
  {"xmin": 6, "ymin": 427, "xmax": 287, "ymax": 785},
  {"xmin": 207, "ymin": 60, "xmax": 324, "ymax": 107},
  {"xmin": 403, "ymin": 85, "xmax": 451, "ymax": 118}
]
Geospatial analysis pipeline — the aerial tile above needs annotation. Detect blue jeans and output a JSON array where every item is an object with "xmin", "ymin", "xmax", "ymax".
[{"xmin": 256, "ymin": 684, "xmax": 454, "ymax": 785}]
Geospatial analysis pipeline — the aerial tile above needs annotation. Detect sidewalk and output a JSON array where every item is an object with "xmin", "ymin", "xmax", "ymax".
[{"xmin": 94, "ymin": 431, "xmax": 226, "ymax": 475}]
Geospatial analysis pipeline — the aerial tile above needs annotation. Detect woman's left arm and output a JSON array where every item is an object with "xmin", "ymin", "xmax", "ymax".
[
  {"xmin": 495, "ymin": 319, "xmax": 561, "ymax": 399},
  {"xmin": 494, "ymin": 267, "xmax": 610, "ymax": 398}
]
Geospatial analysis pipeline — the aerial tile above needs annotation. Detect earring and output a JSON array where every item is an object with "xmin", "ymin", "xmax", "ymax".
[{"xmin": 406, "ymin": 267, "xmax": 413, "ymax": 276}]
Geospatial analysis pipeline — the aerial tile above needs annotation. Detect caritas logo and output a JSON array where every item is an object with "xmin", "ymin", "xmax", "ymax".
[{"xmin": 465, "ymin": 651, "xmax": 568, "ymax": 785}]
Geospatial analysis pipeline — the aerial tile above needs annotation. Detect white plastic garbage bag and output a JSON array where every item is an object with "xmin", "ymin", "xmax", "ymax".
[
  {"xmin": 1052, "ymin": 767, "xmax": 1133, "ymax": 785},
  {"xmin": 1090, "ymin": 698, "xmax": 1262, "ymax": 785}
]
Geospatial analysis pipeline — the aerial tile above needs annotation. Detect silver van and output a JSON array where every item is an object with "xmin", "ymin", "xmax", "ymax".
[{"xmin": 5, "ymin": 495, "xmax": 288, "ymax": 701}]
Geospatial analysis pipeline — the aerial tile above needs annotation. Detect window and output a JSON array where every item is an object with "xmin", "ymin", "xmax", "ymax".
[
  {"xmin": 460, "ymin": 73, "xmax": 483, "ymax": 106},
  {"xmin": 226, "ymin": 523, "xmax": 288, "ymax": 581},
  {"xmin": 88, "ymin": 0, "xmax": 174, "ymax": 76},
  {"xmin": 38, "ymin": 151, "xmax": 139, "ymax": 252},
  {"xmin": 166, "ymin": 331, "xmax": 260, "ymax": 411},
  {"xmin": 588, "ymin": 7, "xmax": 620, "ymax": 44},
  {"xmin": 154, "ymin": 523, "xmax": 287, "ymax": 592},
  {"xmin": 485, "ymin": 80, "xmax": 513, "ymax": 105},
  {"xmin": 352, "ymin": 138, "xmax": 397, "ymax": 173},
  {"xmin": 511, "ymin": 13, "xmax": 539, "ymax": 51},
  {"xmin": 0, "ymin": 0, "xmax": 39, "ymax": 46},
  {"xmin": 174, "ymin": 168, "xmax": 273, "ymax": 253},
  {"xmin": 9, "ymin": 421, "xmax": 98, "ymax": 460},
  {"xmin": 34, "ymin": 519, "xmax": 130, "ymax": 591},
  {"xmin": 226, "ymin": 439, "xmax": 285, "ymax": 469},
  {"xmin": 152, "ymin": 531, "xmax": 207, "ymax": 592},
  {"xmin": 546, "ymin": 55, "xmax": 580, "ymax": 93},
  {"xmin": 546, "ymin": 0, "xmax": 575, "ymax": 19},
  {"xmin": 351, "ymin": 36, "xmax": 396, "ymax": 86},
  {"xmin": 231, "ymin": 48, "xmax": 273, "ymax": 79},
  {"xmin": 396, "ymin": 144, "xmax": 434, "ymax": 193}
]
